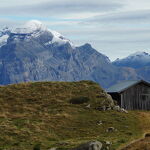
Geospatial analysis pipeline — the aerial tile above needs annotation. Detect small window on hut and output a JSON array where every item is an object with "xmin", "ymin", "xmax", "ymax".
[{"xmin": 140, "ymin": 94, "xmax": 149, "ymax": 101}]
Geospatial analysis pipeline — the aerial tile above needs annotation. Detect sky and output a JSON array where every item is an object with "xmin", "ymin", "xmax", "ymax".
[{"xmin": 0, "ymin": 0, "xmax": 150, "ymax": 61}]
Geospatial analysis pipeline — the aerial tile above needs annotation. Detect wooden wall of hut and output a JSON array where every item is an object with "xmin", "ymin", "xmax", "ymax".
[{"xmin": 121, "ymin": 83, "xmax": 150, "ymax": 110}]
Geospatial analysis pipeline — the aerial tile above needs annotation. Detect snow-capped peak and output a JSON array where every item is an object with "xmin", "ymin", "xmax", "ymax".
[
  {"xmin": 113, "ymin": 51, "xmax": 150, "ymax": 67},
  {"xmin": 128, "ymin": 51, "xmax": 149, "ymax": 58},
  {"xmin": 0, "ymin": 20, "xmax": 75, "ymax": 48},
  {"xmin": 0, "ymin": 27, "xmax": 10, "ymax": 47},
  {"xmin": 113, "ymin": 51, "xmax": 150, "ymax": 69},
  {"xmin": 24, "ymin": 20, "xmax": 47, "ymax": 32},
  {"xmin": 1, "ymin": 27, "xmax": 10, "ymax": 34},
  {"xmin": 125, "ymin": 51, "xmax": 150, "ymax": 63},
  {"xmin": 24, "ymin": 20, "xmax": 74, "ymax": 47},
  {"xmin": 0, "ymin": 34, "xmax": 9, "ymax": 47},
  {"xmin": 47, "ymin": 29, "xmax": 74, "ymax": 47},
  {"xmin": 12, "ymin": 20, "xmax": 47, "ymax": 34},
  {"xmin": 114, "ymin": 51, "xmax": 150, "ymax": 62}
]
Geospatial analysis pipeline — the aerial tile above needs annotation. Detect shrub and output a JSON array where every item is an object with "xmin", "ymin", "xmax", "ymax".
[
  {"xmin": 118, "ymin": 139, "xmax": 126, "ymax": 143},
  {"xmin": 69, "ymin": 97, "xmax": 90, "ymax": 104},
  {"xmin": 33, "ymin": 144, "xmax": 41, "ymax": 150}
]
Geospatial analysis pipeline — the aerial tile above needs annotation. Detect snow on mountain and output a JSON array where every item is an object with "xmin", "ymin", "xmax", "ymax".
[
  {"xmin": 116, "ymin": 51, "xmax": 150, "ymax": 63},
  {"xmin": 0, "ymin": 20, "xmax": 74, "ymax": 48},
  {"xmin": 0, "ymin": 27, "xmax": 10, "ymax": 47},
  {"xmin": 113, "ymin": 51, "xmax": 150, "ymax": 69},
  {"xmin": 0, "ymin": 34, "xmax": 9, "ymax": 47},
  {"xmin": 127, "ymin": 51, "xmax": 150, "ymax": 62},
  {"xmin": 12, "ymin": 20, "xmax": 47, "ymax": 34},
  {"xmin": 9, "ymin": 20, "xmax": 74, "ymax": 47},
  {"xmin": 25, "ymin": 20, "xmax": 47, "ymax": 32}
]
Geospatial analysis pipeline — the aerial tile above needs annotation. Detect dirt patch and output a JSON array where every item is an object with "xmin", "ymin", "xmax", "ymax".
[
  {"xmin": 119, "ymin": 111, "xmax": 150, "ymax": 150},
  {"xmin": 121, "ymin": 136, "xmax": 150, "ymax": 150}
]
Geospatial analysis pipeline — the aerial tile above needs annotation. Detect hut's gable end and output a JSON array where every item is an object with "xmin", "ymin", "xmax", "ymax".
[
  {"xmin": 139, "ymin": 83, "xmax": 150, "ymax": 101},
  {"xmin": 108, "ymin": 80, "xmax": 150, "ymax": 110},
  {"xmin": 121, "ymin": 83, "xmax": 150, "ymax": 110}
]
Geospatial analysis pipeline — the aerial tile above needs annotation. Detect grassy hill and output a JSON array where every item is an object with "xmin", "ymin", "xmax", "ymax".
[{"xmin": 0, "ymin": 81, "xmax": 144, "ymax": 150}]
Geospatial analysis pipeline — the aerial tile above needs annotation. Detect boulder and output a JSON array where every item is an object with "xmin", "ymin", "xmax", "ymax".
[
  {"xmin": 105, "ymin": 141, "xmax": 112, "ymax": 146},
  {"xmin": 120, "ymin": 108, "xmax": 128, "ymax": 113},
  {"xmin": 72, "ymin": 141, "xmax": 103, "ymax": 150},
  {"xmin": 102, "ymin": 106, "xmax": 106, "ymax": 111},
  {"xmin": 113, "ymin": 105, "xmax": 121, "ymax": 111},
  {"xmin": 106, "ymin": 94, "xmax": 115, "ymax": 107},
  {"xmin": 106, "ymin": 107, "xmax": 111, "ymax": 111},
  {"xmin": 113, "ymin": 106, "xmax": 128, "ymax": 113}
]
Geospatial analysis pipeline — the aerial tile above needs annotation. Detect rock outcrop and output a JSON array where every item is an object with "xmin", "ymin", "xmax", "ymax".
[{"xmin": 72, "ymin": 141, "xmax": 103, "ymax": 150}]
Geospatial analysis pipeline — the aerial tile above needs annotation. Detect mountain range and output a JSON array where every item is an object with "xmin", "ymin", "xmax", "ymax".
[
  {"xmin": 113, "ymin": 52, "xmax": 150, "ymax": 83},
  {"xmin": 0, "ymin": 20, "xmax": 149, "ymax": 88},
  {"xmin": 113, "ymin": 52, "xmax": 150, "ymax": 69}
]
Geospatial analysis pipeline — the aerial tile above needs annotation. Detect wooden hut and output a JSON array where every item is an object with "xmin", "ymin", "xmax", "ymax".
[{"xmin": 107, "ymin": 80, "xmax": 150, "ymax": 110}]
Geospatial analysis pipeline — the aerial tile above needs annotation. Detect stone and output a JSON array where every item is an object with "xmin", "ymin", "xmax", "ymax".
[
  {"xmin": 57, "ymin": 141, "xmax": 69, "ymax": 146},
  {"xmin": 102, "ymin": 106, "xmax": 106, "ymax": 111},
  {"xmin": 97, "ymin": 121, "xmax": 103, "ymax": 126},
  {"xmin": 106, "ymin": 107, "xmax": 111, "ymax": 111},
  {"xmin": 72, "ymin": 141, "xmax": 103, "ymax": 150},
  {"xmin": 113, "ymin": 106, "xmax": 128, "ymax": 113},
  {"xmin": 105, "ymin": 141, "xmax": 112, "ymax": 146},
  {"xmin": 106, "ymin": 146, "xmax": 110, "ymax": 150},
  {"xmin": 113, "ymin": 105, "xmax": 121, "ymax": 111},
  {"xmin": 86, "ymin": 104, "xmax": 91, "ymax": 109},
  {"xmin": 48, "ymin": 148, "xmax": 57, "ymax": 150},
  {"xmin": 106, "ymin": 127, "xmax": 116, "ymax": 132},
  {"xmin": 106, "ymin": 94, "xmax": 114, "ymax": 107},
  {"xmin": 103, "ymin": 141, "xmax": 112, "ymax": 150},
  {"xmin": 120, "ymin": 108, "xmax": 128, "ymax": 113}
]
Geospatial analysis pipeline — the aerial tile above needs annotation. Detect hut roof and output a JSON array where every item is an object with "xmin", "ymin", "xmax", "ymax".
[{"xmin": 107, "ymin": 80, "xmax": 150, "ymax": 93}]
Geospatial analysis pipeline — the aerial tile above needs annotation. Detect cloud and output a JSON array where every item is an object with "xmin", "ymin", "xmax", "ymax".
[
  {"xmin": 87, "ymin": 9, "xmax": 150, "ymax": 24},
  {"xmin": 0, "ymin": 0, "xmax": 123, "ymax": 18},
  {"xmin": 1, "ymin": 0, "xmax": 150, "ymax": 61},
  {"xmin": 0, "ymin": 18, "xmax": 22, "ymax": 28}
]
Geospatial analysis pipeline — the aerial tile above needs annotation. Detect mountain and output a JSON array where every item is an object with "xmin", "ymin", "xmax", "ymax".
[
  {"xmin": 113, "ymin": 51, "xmax": 150, "ymax": 83},
  {"xmin": 113, "ymin": 51, "xmax": 150, "ymax": 69},
  {"xmin": 136, "ymin": 66, "xmax": 150, "ymax": 82},
  {"xmin": 0, "ymin": 20, "xmax": 139, "ymax": 88}
]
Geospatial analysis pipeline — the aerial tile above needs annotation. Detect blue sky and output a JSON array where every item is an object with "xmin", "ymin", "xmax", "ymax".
[{"xmin": 1, "ymin": 0, "xmax": 150, "ymax": 60}]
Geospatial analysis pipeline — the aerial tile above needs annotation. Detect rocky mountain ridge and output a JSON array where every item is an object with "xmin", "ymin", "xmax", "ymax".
[
  {"xmin": 113, "ymin": 51, "xmax": 150, "ymax": 69},
  {"xmin": 0, "ymin": 20, "xmax": 145, "ymax": 88},
  {"xmin": 113, "ymin": 51, "xmax": 150, "ymax": 83}
]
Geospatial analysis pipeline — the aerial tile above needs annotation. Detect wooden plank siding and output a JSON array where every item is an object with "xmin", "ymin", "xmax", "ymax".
[{"xmin": 121, "ymin": 83, "xmax": 150, "ymax": 110}]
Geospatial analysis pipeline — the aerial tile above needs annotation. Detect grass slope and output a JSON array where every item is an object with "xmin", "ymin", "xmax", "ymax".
[
  {"xmin": 0, "ymin": 81, "xmax": 142, "ymax": 150},
  {"xmin": 119, "ymin": 112, "xmax": 150, "ymax": 150}
]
